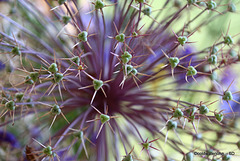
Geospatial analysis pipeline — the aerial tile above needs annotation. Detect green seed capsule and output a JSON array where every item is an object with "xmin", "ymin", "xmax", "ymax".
[
  {"xmin": 100, "ymin": 114, "xmax": 110, "ymax": 124},
  {"xmin": 131, "ymin": 68, "xmax": 138, "ymax": 76},
  {"xmin": 11, "ymin": 47, "xmax": 21, "ymax": 56},
  {"xmin": 95, "ymin": 0, "xmax": 105, "ymax": 9},
  {"xmin": 43, "ymin": 145, "xmax": 53, "ymax": 156},
  {"xmin": 58, "ymin": 0, "xmax": 66, "ymax": 5},
  {"xmin": 26, "ymin": 98, "xmax": 34, "ymax": 108},
  {"xmin": 29, "ymin": 72, "xmax": 39, "ymax": 82},
  {"xmin": 15, "ymin": 92, "xmax": 24, "ymax": 102},
  {"xmin": 121, "ymin": 51, "xmax": 132, "ymax": 64},
  {"xmin": 222, "ymin": 154, "xmax": 231, "ymax": 160},
  {"xmin": 132, "ymin": 32, "xmax": 138, "ymax": 37},
  {"xmin": 207, "ymin": 1, "xmax": 217, "ymax": 10},
  {"xmin": 208, "ymin": 55, "xmax": 217, "ymax": 65},
  {"xmin": 173, "ymin": 108, "xmax": 183, "ymax": 118},
  {"xmin": 71, "ymin": 56, "xmax": 80, "ymax": 66},
  {"xmin": 54, "ymin": 73, "xmax": 64, "ymax": 83},
  {"xmin": 5, "ymin": 100, "xmax": 15, "ymax": 111},
  {"xmin": 51, "ymin": 104, "xmax": 61, "ymax": 115},
  {"xmin": 210, "ymin": 71, "xmax": 218, "ymax": 81},
  {"xmin": 93, "ymin": 79, "xmax": 103, "ymax": 91},
  {"xmin": 186, "ymin": 152, "xmax": 193, "ymax": 161},
  {"xmin": 166, "ymin": 120, "xmax": 177, "ymax": 130},
  {"xmin": 142, "ymin": 7, "xmax": 152, "ymax": 16},
  {"xmin": 178, "ymin": 36, "xmax": 188, "ymax": 46},
  {"xmin": 48, "ymin": 63, "xmax": 58, "ymax": 73},
  {"xmin": 122, "ymin": 154, "xmax": 133, "ymax": 161},
  {"xmin": 199, "ymin": 105, "xmax": 209, "ymax": 115},
  {"xmin": 25, "ymin": 75, "xmax": 34, "ymax": 85},
  {"xmin": 215, "ymin": 112, "xmax": 223, "ymax": 122},
  {"xmin": 188, "ymin": 0, "xmax": 197, "ymax": 5},
  {"xmin": 115, "ymin": 33, "xmax": 125, "ymax": 43},
  {"xmin": 196, "ymin": 1, "xmax": 206, "ymax": 7},
  {"xmin": 142, "ymin": 142, "xmax": 150, "ymax": 149},
  {"xmin": 186, "ymin": 107, "xmax": 197, "ymax": 116},
  {"xmin": 78, "ymin": 31, "xmax": 88, "ymax": 42},
  {"xmin": 211, "ymin": 46, "xmax": 218, "ymax": 55},
  {"xmin": 186, "ymin": 66, "xmax": 197, "ymax": 76},
  {"xmin": 62, "ymin": 16, "xmax": 71, "ymax": 25},
  {"xmin": 224, "ymin": 35, "xmax": 234, "ymax": 45},
  {"xmin": 222, "ymin": 91, "xmax": 233, "ymax": 101},
  {"xmin": 73, "ymin": 131, "xmax": 83, "ymax": 139},
  {"xmin": 169, "ymin": 57, "xmax": 180, "ymax": 68},
  {"xmin": 1, "ymin": 98, "xmax": 8, "ymax": 105},
  {"xmin": 228, "ymin": 3, "xmax": 236, "ymax": 12}
]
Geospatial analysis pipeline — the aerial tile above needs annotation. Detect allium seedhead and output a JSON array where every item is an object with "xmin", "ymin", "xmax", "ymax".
[
  {"xmin": 95, "ymin": 0, "xmax": 105, "ymax": 10},
  {"xmin": 58, "ymin": 0, "xmax": 66, "ymax": 5},
  {"xmin": 71, "ymin": 56, "xmax": 80, "ymax": 66},
  {"xmin": 53, "ymin": 73, "xmax": 64, "ymax": 83},
  {"xmin": 199, "ymin": 105, "xmax": 209, "ymax": 115},
  {"xmin": 29, "ymin": 72, "xmax": 39, "ymax": 82},
  {"xmin": 100, "ymin": 114, "xmax": 110, "ymax": 124},
  {"xmin": 178, "ymin": 36, "xmax": 188, "ymax": 46},
  {"xmin": 169, "ymin": 57, "xmax": 180, "ymax": 68},
  {"xmin": 208, "ymin": 55, "xmax": 217, "ymax": 65},
  {"xmin": 223, "ymin": 91, "xmax": 233, "ymax": 101},
  {"xmin": 166, "ymin": 120, "xmax": 177, "ymax": 130},
  {"xmin": 224, "ymin": 35, "xmax": 234, "ymax": 45},
  {"xmin": 5, "ymin": 100, "xmax": 15, "ymax": 111},
  {"xmin": 78, "ymin": 31, "xmax": 88, "ymax": 42},
  {"xmin": 142, "ymin": 7, "xmax": 152, "ymax": 16},
  {"xmin": 186, "ymin": 66, "xmax": 197, "ymax": 76},
  {"xmin": 207, "ymin": 1, "xmax": 217, "ymax": 10},
  {"xmin": 51, "ymin": 104, "xmax": 61, "ymax": 115},
  {"xmin": 62, "ymin": 16, "xmax": 71, "ymax": 25},
  {"xmin": 122, "ymin": 154, "xmax": 133, "ymax": 161},
  {"xmin": 215, "ymin": 112, "xmax": 223, "ymax": 122},
  {"xmin": 48, "ymin": 63, "xmax": 58, "ymax": 73},
  {"xmin": 142, "ymin": 142, "xmax": 150, "ymax": 149},
  {"xmin": 11, "ymin": 47, "xmax": 21, "ymax": 56},
  {"xmin": 228, "ymin": 3, "xmax": 236, "ymax": 12},
  {"xmin": 115, "ymin": 33, "xmax": 125, "ymax": 43},
  {"xmin": 173, "ymin": 108, "xmax": 183, "ymax": 118},
  {"xmin": 25, "ymin": 75, "xmax": 34, "ymax": 85},
  {"xmin": 15, "ymin": 92, "xmax": 24, "ymax": 102},
  {"xmin": 222, "ymin": 154, "xmax": 231, "ymax": 160},
  {"xmin": 73, "ymin": 131, "xmax": 83, "ymax": 139},
  {"xmin": 121, "ymin": 51, "xmax": 132, "ymax": 64},
  {"xmin": 93, "ymin": 79, "xmax": 103, "ymax": 91},
  {"xmin": 186, "ymin": 152, "xmax": 193, "ymax": 161}
]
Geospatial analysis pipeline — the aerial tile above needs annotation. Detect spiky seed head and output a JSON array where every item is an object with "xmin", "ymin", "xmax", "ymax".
[
  {"xmin": 173, "ymin": 108, "xmax": 183, "ymax": 118},
  {"xmin": 11, "ymin": 47, "xmax": 21, "ymax": 56},
  {"xmin": 169, "ymin": 57, "xmax": 180, "ymax": 68},
  {"xmin": 115, "ymin": 33, "xmax": 125, "ymax": 43},
  {"xmin": 15, "ymin": 92, "xmax": 24, "ymax": 102},
  {"xmin": 51, "ymin": 104, "xmax": 61, "ymax": 115},
  {"xmin": 78, "ymin": 31, "xmax": 88, "ymax": 42},
  {"xmin": 166, "ymin": 120, "xmax": 177, "ymax": 130},
  {"xmin": 186, "ymin": 66, "xmax": 197, "ymax": 76},
  {"xmin": 222, "ymin": 91, "xmax": 233, "ymax": 101},
  {"xmin": 5, "ymin": 100, "xmax": 15, "ymax": 111},
  {"xmin": 177, "ymin": 36, "xmax": 188, "ymax": 46},
  {"xmin": 132, "ymin": 32, "xmax": 138, "ymax": 37},
  {"xmin": 100, "ymin": 114, "xmax": 110, "ymax": 124},
  {"xmin": 43, "ymin": 145, "xmax": 53, "ymax": 156},
  {"xmin": 93, "ymin": 79, "xmax": 103, "ymax": 91},
  {"xmin": 48, "ymin": 63, "xmax": 58, "ymax": 73}
]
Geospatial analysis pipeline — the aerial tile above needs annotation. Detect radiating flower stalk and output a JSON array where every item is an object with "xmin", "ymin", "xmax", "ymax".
[{"xmin": 0, "ymin": 0, "xmax": 240, "ymax": 160}]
